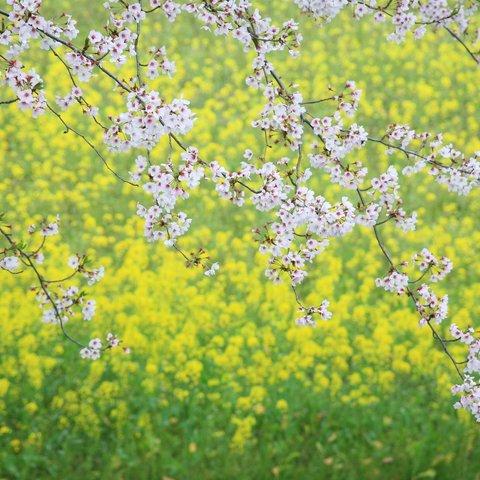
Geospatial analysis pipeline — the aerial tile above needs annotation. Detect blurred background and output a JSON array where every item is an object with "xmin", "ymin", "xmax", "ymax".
[{"xmin": 0, "ymin": 2, "xmax": 479, "ymax": 479}]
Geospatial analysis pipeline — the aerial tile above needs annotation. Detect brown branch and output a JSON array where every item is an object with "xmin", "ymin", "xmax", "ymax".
[
  {"xmin": 0, "ymin": 225, "xmax": 85, "ymax": 348},
  {"xmin": 46, "ymin": 103, "xmax": 138, "ymax": 187},
  {"xmin": 444, "ymin": 26, "xmax": 479, "ymax": 65}
]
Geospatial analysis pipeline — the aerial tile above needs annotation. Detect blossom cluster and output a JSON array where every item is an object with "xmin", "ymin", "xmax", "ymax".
[
  {"xmin": 450, "ymin": 324, "xmax": 480, "ymax": 421},
  {"xmin": 295, "ymin": 299, "xmax": 332, "ymax": 326},
  {"xmin": 0, "ymin": 214, "xmax": 122, "ymax": 359},
  {"xmin": 383, "ymin": 124, "xmax": 480, "ymax": 196},
  {"xmin": 294, "ymin": 0, "xmax": 479, "ymax": 48},
  {"xmin": 104, "ymin": 90, "xmax": 195, "ymax": 152},
  {"xmin": 413, "ymin": 247, "xmax": 453, "ymax": 282},
  {"xmin": 375, "ymin": 270, "xmax": 409, "ymax": 294},
  {"xmin": 375, "ymin": 248, "xmax": 452, "ymax": 326},
  {"xmin": 80, "ymin": 333, "xmax": 123, "ymax": 360}
]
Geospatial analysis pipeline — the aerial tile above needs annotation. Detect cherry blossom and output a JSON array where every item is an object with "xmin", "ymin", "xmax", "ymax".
[
  {"xmin": 0, "ymin": 0, "xmax": 479, "ymax": 421},
  {"xmin": 0, "ymin": 213, "xmax": 123, "ymax": 359},
  {"xmin": 375, "ymin": 270, "xmax": 409, "ymax": 294},
  {"xmin": 294, "ymin": 0, "xmax": 479, "ymax": 62}
]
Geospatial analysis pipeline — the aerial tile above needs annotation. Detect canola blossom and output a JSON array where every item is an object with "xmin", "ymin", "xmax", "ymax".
[{"xmin": 0, "ymin": 0, "xmax": 479, "ymax": 429}]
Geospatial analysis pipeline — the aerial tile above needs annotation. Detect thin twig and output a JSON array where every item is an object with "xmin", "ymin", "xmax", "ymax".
[{"xmin": 46, "ymin": 103, "xmax": 138, "ymax": 187}]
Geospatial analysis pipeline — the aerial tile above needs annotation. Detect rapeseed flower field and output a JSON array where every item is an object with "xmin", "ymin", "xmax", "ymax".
[{"xmin": 0, "ymin": 2, "xmax": 479, "ymax": 479}]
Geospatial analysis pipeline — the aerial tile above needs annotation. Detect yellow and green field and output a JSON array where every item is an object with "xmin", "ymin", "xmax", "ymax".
[{"xmin": 0, "ymin": 2, "xmax": 479, "ymax": 479}]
